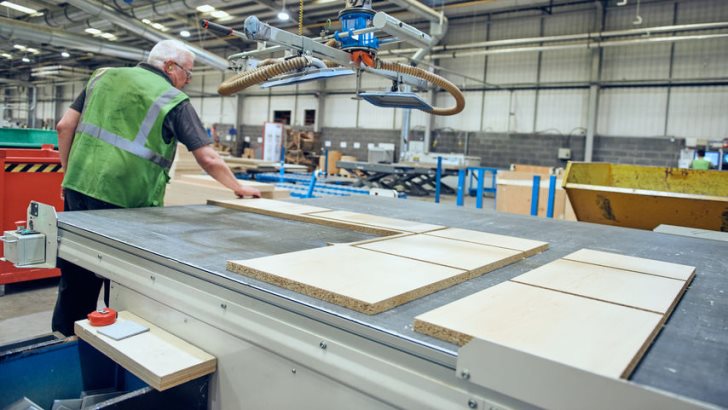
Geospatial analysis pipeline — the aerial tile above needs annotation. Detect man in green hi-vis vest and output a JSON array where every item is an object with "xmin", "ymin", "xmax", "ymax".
[{"xmin": 52, "ymin": 39, "xmax": 261, "ymax": 336}]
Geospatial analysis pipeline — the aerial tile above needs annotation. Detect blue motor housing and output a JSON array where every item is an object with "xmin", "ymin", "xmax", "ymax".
[{"xmin": 335, "ymin": 8, "xmax": 379, "ymax": 51}]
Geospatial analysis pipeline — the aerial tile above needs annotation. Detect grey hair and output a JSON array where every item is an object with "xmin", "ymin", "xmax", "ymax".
[{"xmin": 147, "ymin": 40, "xmax": 195, "ymax": 70}]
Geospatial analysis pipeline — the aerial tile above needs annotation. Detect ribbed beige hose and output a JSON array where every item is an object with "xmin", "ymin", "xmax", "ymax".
[
  {"xmin": 378, "ymin": 61, "xmax": 465, "ymax": 116},
  {"xmin": 218, "ymin": 57, "xmax": 310, "ymax": 96}
]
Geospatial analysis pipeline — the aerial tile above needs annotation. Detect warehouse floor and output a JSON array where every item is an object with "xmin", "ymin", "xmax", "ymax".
[{"xmin": 0, "ymin": 193, "xmax": 495, "ymax": 345}]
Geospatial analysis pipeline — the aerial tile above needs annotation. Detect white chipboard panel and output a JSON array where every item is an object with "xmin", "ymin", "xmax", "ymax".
[
  {"xmin": 535, "ymin": 89, "xmax": 589, "ymax": 134},
  {"xmin": 667, "ymin": 86, "xmax": 728, "ymax": 139},
  {"xmin": 597, "ymin": 88, "xmax": 668, "ymax": 137}
]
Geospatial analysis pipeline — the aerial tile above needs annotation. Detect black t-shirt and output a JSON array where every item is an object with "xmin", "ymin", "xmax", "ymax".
[{"xmin": 69, "ymin": 63, "xmax": 211, "ymax": 152}]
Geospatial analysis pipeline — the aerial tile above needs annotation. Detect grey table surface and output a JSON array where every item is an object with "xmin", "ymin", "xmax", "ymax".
[{"xmin": 57, "ymin": 196, "xmax": 728, "ymax": 407}]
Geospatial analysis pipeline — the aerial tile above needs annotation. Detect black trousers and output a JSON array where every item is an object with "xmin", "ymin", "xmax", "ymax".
[{"xmin": 51, "ymin": 189, "xmax": 121, "ymax": 336}]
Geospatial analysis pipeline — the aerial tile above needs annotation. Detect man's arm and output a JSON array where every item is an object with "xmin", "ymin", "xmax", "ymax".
[
  {"xmin": 192, "ymin": 145, "xmax": 261, "ymax": 198},
  {"xmin": 56, "ymin": 108, "xmax": 81, "ymax": 170}
]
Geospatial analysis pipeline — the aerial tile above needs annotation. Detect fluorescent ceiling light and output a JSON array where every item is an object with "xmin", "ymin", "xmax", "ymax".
[
  {"xmin": 101, "ymin": 32, "xmax": 115, "ymax": 39},
  {"xmin": 180, "ymin": 30, "xmax": 191, "ymax": 38},
  {"xmin": 85, "ymin": 28, "xmax": 102, "ymax": 35},
  {"xmin": 1, "ymin": 53, "xmax": 11, "ymax": 59},
  {"xmin": 152, "ymin": 22, "xmax": 165, "ymax": 30},
  {"xmin": 196, "ymin": 5, "xmax": 215, "ymax": 12},
  {"xmin": 142, "ymin": 18, "xmax": 151, "ymax": 24},
  {"xmin": 21, "ymin": 57, "xmax": 30, "ymax": 63},
  {"xmin": 61, "ymin": 51, "xmax": 70, "ymax": 58},
  {"xmin": 27, "ymin": 48, "xmax": 39, "ymax": 54},
  {"xmin": 217, "ymin": 15, "xmax": 234, "ymax": 22},
  {"xmin": 13, "ymin": 44, "xmax": 26, "ymax": 51},
  {"xmin": 210, "ymin": 10, "xmax": 229, "ymax": 18},
  {"xmin": 277, "ymin": 10, "xmax": 289, "ymax": 21},
  {"xmin": 1, "ymin": 1, "xmax": 37, "ymax": 14}
]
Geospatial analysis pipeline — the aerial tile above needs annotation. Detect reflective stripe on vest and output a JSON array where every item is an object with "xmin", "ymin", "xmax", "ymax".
[
  {"xmin": 79, "ymin": 86, "xmax": 180, "ymax": 170},
  {"xmin": 76, "ymin": 122, "xmax": 173, "ymax": 169}
]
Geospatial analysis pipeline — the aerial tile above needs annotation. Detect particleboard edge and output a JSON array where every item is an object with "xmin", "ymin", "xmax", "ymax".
[
  {"xmin": 227, "ymin": 259, "xmax": 471, "ymax": 315},
  {"xmin": 74, "ymin": 314, "xmax": 216, "ymax": 391}
]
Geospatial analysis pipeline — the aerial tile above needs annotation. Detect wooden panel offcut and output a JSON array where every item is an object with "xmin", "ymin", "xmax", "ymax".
[
  {"xmin": 228, "ymin": 245, "xmax": 466, "ymax": 314},
  {"xmin": 75, "ymin": 311, "xmax": 216, "ymax": 391},
  {"xmin": 563, "ymin": 249, "xmax": 695, "ymax": 281},
  {"xmin": 308, "ymin": 210, "xmax": 444, "ymax": 234},
  {"xmin": 357, "ymin": 234, "xmax": 524, "ymax": 275},
  {"xmin": 414, "ymin": 281, "xmax": 663, "ymax": 378},
  {"xmin": 511, "ymin": 259, "xmax": 689, "ymax": 313},
  {"xmin": 425, "ymin": 227, "xmax": 548, "ymax": 256},
  {"xmin": 208, "ymin": 198, "xmax": 330, "ymax": 223}
]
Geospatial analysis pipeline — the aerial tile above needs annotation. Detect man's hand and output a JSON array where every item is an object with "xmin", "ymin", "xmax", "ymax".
[{"xmin": 235, "ymin": 186, "xmax": 261, "ymax": 198}]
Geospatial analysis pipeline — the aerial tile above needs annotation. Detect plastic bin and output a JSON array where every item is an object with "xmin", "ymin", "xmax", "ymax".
[
  {"xmin": 562, "ymin": 162, "xmax": 728, "ymax": 231},
  {"xmin": 0, "ymin": 128, "xmax": 58, "ymax": 148},
  {"xmin": 0, "ymin": 337, "xmax": 209, "ymax": 409},
  {"xmin": 0, "ymin": 146, "xmax": 64, "ymax": 294}
]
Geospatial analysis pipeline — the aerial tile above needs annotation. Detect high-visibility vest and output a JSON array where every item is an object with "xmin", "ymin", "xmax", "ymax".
[
  {"xmin": 690, "ymin": 158, "xmax": 711, "ymax": 170},
  {"xmin": 63, "ymin": 66, "xmax": 188, "ymax": 207}
]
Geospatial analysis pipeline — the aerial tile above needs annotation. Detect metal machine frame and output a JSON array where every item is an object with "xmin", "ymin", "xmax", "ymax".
[{"xmin": 16, "ymin": 201, "xmax": 723, "ymax": 409}]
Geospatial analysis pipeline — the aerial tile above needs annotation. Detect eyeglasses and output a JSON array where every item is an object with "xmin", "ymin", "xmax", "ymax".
[{"xmin": 173, "ymin": 62, "xmax": 192, "ymax": 81}]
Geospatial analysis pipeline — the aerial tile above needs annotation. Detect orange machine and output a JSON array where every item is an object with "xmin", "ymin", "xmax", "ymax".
[{"xmin": 0, "ymin": 145, "xmax": 64, "ymax": 295}]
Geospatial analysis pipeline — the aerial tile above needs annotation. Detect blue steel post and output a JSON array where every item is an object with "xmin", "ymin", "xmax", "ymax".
[
  {"xmin": 456, "ymin": 168, "xmax": 465, "ymax": 207},
  {"xmin": 530, "ymin": 175, "xmax": 541, "ymax": 216},
  {"xmin": 305, "ymin": 171, "xmax": 319, "ymax": 198},
  {"xmin": 476, "ymin": 168, "xmax": 485, "ymax": 209},
  {"xmin": 279, "ymin": 144, "xmax": 286, "ymax": 180},
  {"xmin": 435, "ymin": 156, "xmax": 442, "ymax": 203},
  {"xmin": 324, "ymin": 149, "xmax": 329, "ymax": 176},
  {"xmin": 546, "ymin": 174, "xmax": 557, "ymax": 218}
]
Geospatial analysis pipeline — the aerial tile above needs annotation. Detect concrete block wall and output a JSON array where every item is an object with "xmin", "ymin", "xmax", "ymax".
[
  {"xmin": 592, "ymin": 136, "xmax": 684, "ymax": 167},
  {"xmin": 319, "ymin": 128, "xmax": 401, "ymax": 161},
  {"xmin": 430, "ymin": 131, "xmax": 585, "ymax": 168},
  {"xmin": 239, "ymin": 125, "xmax": 683, "ymax": 168}
]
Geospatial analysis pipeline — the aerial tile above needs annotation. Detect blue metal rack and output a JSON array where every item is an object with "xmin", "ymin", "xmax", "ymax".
[{"xmin": 455, "ymin": 167, "xmax": 499, "ymax": 209}]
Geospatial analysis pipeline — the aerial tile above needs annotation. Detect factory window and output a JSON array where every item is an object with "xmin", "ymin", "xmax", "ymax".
[
  {"xmin": 304, "ymin": 109, "xmax": 316, "ymax": 126},
  {"xmin": 273, "ymin": 110, "xmax": 291, "ymax": 125}
]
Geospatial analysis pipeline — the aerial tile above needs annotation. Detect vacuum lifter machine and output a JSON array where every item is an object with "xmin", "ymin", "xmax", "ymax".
[{"xmin": 201, "ymin": 0, "xmax": 465, "ymax": 116}]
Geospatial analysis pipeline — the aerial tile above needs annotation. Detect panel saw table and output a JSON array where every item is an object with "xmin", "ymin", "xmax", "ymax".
[{"xmin": 51, "ymin": 197, "xmax": 727, "ymax": 409}]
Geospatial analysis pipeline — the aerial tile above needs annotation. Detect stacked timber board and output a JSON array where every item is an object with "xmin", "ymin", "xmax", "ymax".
[
  {"xmin": 164, "ymin": 174, "xmax": 289, "ymax": 205},
  {"xmin": 221, "ymin": 199, "xmax": 549, "ymax": 314},
  {"xmin": 414, "ymin": 249, "xmax": 695, "ymax": 378}
]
